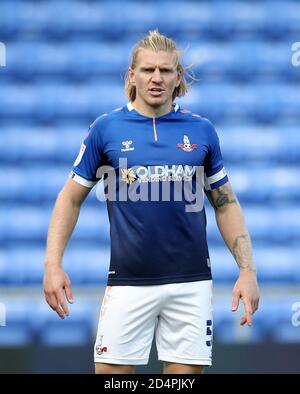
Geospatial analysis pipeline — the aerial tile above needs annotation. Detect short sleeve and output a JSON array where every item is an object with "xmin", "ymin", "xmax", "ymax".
[
  {"xmin": 70, "ymin": 118, "xmax": 104, "ymax": 188},
  {"xmin": 203, "ymin": 120, "xmax": 228, "ymax": 190}
]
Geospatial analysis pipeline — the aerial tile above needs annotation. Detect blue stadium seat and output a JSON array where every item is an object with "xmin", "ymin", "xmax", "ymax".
[
  {"xmin": 0, "ymin": 167, "xmax": 67, "ymax": 202},
  {"xmin": 253, "ymin": 248, "xmax": 299, "ymax": 284},
  {"xmin": 210, "ymin": 250, "xmax": 237, "ymax": 283},
  {"xmin": 156, "ymin": 2, "xmax": 213, "ymax": 37},
  {"xmin": 0, "ymin": 302, "xmax": 32, "ymax": 345},
  {"xmin": 268, "ymin": 300, "xmax": 300, "ymax": 343},
  {"xmin": 0, "ymin": 126, "xmax": 86, "ymax": 163},
  {"xmin": 261, "ymin": 2, "xmax": 300, "ymax": 39},
  {"xmin": 2, "ymin": 245, "xmax": 297, "ymax": 286},
  {"xmin": 0, "ymin": 207, "xmax": 109, "ymax": 243},
  {"xmin": 0, "ymin": 83, "xmax": 125, "ymax": 122},
  {"xmin": 0, "ymin": 247, "xmax": 109, "ymax": 285},
  {"xmin": 32, "ymin": 301, "xmax": 98, "ymax": 345},
  {"xmin": 7, "ymin": 41, "xmax": 132, "ymax": 80},
  {"xmin": 0, "ymin": 3, "xmax": 22, "ymax": 38},
  {"xmin": 229, "ymin": 2, "xmax": 265, "ymax": 38},
  {"xmin": 218, "ymin": 126, "xmax": 300, "ymax": 164},
  {"xmin": 8, "ymin": 42, "xmax": 70, "ymax": 81},
  {"xmin": 0, "ymin": 86, "xmax": 37, "ymax": 119},
  {"xmin": 210, "ymin": 247, "xmax": 300, "ymax": 284},
  {"xmin": 34, "ymin": 84, "xmax": 124, "ymax": 122},
  {"xmin": 0, "ymin": 208, "xmax": 51, "ymax": 242},
  {"xmin": 206, "ymin": 206, "xmax": 300, "ymax": 244},
  {"xmin": 227, "ymin": 166, "xmax": 300, "ymax": 203},
  {"xmin": 63, "ymin": 248, "xmax": 110, "ymax": 284},
  {"xmin": 67, "ymin": 42, "xmax": 131, "ymax": 79},
  {"xmin": 1, "ymin": 0, "xmax": 300, "ymax": 348},
  {"xmin": 213, "ymin": 301, "xmax": 237, "ymax": 343},
  {"xmin": 0, "ymin": 250, "xmax": 44, "ymax": 285}
]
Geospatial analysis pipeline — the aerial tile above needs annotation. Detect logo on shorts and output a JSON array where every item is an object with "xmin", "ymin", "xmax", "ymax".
[
  {"xmin": 96, "ymin": 345, "xmax": 107, "ymax": 355},
  {"xmin": 177, "ymin": 135, "xmax": 197, "ymax": 152},
  {"xmin": 95, "ymin": 335, "xmax": 108, "ymax": 355}
]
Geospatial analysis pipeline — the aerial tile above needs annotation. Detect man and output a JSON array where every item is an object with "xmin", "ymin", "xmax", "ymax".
[{"xmin": 43, "ymin": 30, "xmax": 259, "ymax": 374}]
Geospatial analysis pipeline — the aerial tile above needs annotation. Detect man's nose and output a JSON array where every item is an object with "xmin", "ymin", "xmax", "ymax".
[{"xmin": 152, "ymin": 68, "xmax": 163, "ymax": 83}]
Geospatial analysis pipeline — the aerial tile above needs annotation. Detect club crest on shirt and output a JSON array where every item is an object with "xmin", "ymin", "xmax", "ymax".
[
  {"xmin": 177, "ymin": 135, "xmax": 197, "ymax": 152},
  {"xmin": 121, "ymin": 140, "xmax": 135, "ymax": 152}
]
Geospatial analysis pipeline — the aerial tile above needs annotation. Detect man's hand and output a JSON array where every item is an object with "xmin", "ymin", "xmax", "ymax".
[
  {"xmin": 231, "ymin": 271, "xmax": 260, "ymax": 326},
  {"xmin": 43, "ymin": 267, "xmax": 74, "ymax": 319}
]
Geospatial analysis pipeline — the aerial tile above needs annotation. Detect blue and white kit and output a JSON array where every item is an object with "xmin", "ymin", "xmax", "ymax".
[
  {"xmin": 71, "ymin": 102, "xmax": 228, "ymax": 366},
  {"xmin": 71, "ymin": 102, "xmax": 228, "ymax": 286}
]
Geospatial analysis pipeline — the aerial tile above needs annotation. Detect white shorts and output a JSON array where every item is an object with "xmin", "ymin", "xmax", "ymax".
[{"xmin": 94, "ymin": 280, "xmax": 213, "ymax": 366}]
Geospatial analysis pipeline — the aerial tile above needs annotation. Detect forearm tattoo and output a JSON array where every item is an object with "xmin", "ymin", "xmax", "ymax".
[
  {"xmin": 232, "ymin": 234, "xmax": 256, "ymax": 272},
  {"xmin": 206, "ymin": 184, "xmax": 237, "ymax": 210}
]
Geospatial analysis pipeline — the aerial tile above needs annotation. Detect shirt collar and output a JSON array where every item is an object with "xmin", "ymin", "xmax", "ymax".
[{"xmin": 126, "ymin": 102, "xmax": 180, "ymax": 115}]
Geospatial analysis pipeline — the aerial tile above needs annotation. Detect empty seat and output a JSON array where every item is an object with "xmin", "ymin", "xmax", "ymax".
[
  {"xmin": 0, "ymin": 126, "xmax": 87, "ymax": 163},
  {"xmin": 0, "ymin": 301, "xmax": 32, "ymax": 345},
  {"xmin": 0, "ymin": 247, "xmax": 109, "ymax": 285},
  {"xmin": 266, "ymin": 300, "xmax": 300, "ymax": 343},
  {"xmin": 218, "ymin": 126, "xmax": 300, "ymax": 164},
  {"xmin": 206, "ymin": 206, "xmax": 300, "ymax": 244},
  {"xmin": 32, "ymin": 301, "xmax": 98, "ymax": 345},
  {"xmin": 210, "ymin": 246, "xmax": 300, "ymax": 284},
  {"xmin": 0, "ymin": 206, "xmax": 109, "ymax": 243}
]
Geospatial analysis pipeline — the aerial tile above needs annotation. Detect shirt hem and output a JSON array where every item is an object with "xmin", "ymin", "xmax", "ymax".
[{"xmin": 107, "ymin": 273, "xmax": 212, "ymax": 286}]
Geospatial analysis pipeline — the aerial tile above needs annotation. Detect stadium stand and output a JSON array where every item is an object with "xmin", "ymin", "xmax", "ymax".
[{"xmin": 0, "ymin": 0, "xmax": 299, "ymax": 345}]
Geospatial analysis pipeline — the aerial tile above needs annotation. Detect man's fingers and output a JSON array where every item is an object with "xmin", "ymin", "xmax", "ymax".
[
  {"xmin": 46, "ymin": 293, "xmax": 64, "ymax": 319},
  {"xmin": 231, "ymin": 290, "xmax": 240, "ymax": 312},
  {"xmin": 253, "ymin": 298, "xmax": 259, "ymax": 313},
  {"xmin": 57, "ymin": 292, "xmax": 69, "ymax": 317},
  {"xmin": 243, "ymin": 299, "xmax": 253, "ymax": 326},
  {"xmin": 54, "ymin": 304, "xmax": 65, "ymax": 319},
  {"xmin": 64, "ymin": 284, "xmax": 74, "ymax": 304},
  {"xmin": 46, "ymin": 293, "xmax": 58, "ymax": 311},
  {"xmin": 45, "ymin": 290, "xmax": 68, "ymax": 319}
]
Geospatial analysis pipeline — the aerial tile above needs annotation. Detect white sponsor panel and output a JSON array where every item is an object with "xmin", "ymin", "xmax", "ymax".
[
  {"xmin": 291, "ymin": 42, "xmax": 300, "ymax": 67},
  {"xmin": 0, "ymin": 42, "xmax": 6, "ymax": 67},
  {"xmin": 0, "ymin": 303, "xmax": 6, "ymax": 326},
  {"xmin": 291, "ymin": 302, "xmax": 300, "ymax": 327}
]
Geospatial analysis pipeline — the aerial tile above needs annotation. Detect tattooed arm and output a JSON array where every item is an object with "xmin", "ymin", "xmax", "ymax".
[{"xmin": 205, "ymin": 181, "xmax": 260, "ymax": 325}]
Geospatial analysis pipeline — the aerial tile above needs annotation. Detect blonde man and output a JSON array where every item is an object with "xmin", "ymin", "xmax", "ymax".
[{"xmin": 44, "ymin": 30, "xmax": 259, "ymax": 374}]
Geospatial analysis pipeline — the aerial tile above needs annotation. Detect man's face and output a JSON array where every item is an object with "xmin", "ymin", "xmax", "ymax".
[{"xmin": 129, "ymin": 49, "xmax": 182, "ymax": 108}]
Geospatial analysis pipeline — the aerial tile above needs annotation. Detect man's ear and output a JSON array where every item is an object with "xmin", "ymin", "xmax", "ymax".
[
  {"xmin": 128, "ymin": 67, "xmax": 136, "ymax": 85},
  {"xmin": 176, "ymin": 70, "xmax": 182, "ymax": 87}
]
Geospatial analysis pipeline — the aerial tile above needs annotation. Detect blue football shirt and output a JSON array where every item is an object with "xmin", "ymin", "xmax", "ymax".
[{"xmin": 70, "ymin": 102, "xmax": 228, "ymax": 285}]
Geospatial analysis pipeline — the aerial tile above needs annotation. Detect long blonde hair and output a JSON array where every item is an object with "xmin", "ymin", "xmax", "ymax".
[{"xmin": 125, "ymin": 30, "xmax": 193, "ymax": 102}]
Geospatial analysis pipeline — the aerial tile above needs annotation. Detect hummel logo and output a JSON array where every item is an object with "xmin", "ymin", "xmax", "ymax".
[{"xmin": 121, "ymin": 140, "xmax": 135, "ymax": 152}]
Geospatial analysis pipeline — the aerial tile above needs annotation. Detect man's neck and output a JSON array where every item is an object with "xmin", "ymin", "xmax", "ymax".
[{"xmin": 131, "ymin": 99, "xmax": 173, "ymax": 118}]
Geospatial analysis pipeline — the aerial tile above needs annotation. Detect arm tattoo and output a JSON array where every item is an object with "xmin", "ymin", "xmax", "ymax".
[
  {"xmin": 214, "ymin": 187, "xmax": 236, "ymax": 209},
  {"xmin": 232, "ymin": 234, "xmax": 256, "ymax": 272},
  {"xmin": 206, "ymin": 184, "xmax": 237, "ymax": 210}
]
